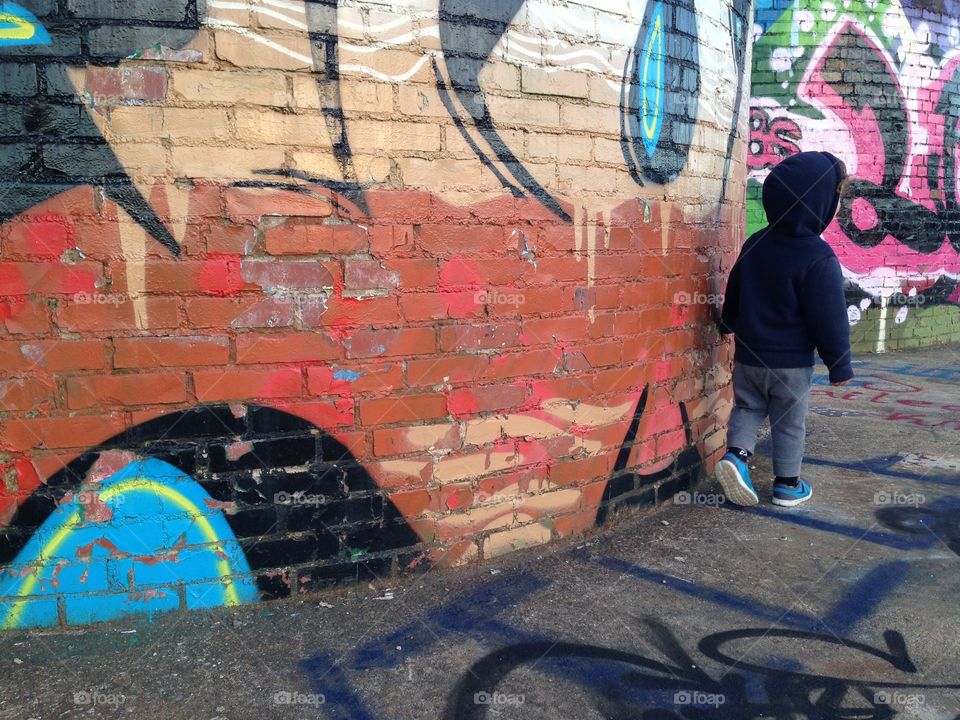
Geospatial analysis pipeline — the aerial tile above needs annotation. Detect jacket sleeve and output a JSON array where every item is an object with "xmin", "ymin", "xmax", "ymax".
[
  {"xmin": 718, "ymin": 262, "xmax": 740, "ymax": 335},
  {"xmin": 800, "ymin": 254, "xmax": 854, "ymax": 383}
]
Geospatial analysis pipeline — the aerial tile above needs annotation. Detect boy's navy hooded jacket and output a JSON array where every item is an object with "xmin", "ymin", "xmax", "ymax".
[{"xmin": 720, "ymin": 151, "xmax": 854, "ymax": 383}]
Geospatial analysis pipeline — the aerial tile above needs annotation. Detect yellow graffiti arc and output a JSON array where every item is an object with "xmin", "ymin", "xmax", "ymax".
[
  {"xmin": 0, "ymin": 12, "xmax": 36, "ymax": 41},
  {"xmin": 2, "ymin": 478, "xmax": 242, "ymax": 629},
  {"xmin": 641, "ymin": 15, "xmax": 663, "ymax": 142}
]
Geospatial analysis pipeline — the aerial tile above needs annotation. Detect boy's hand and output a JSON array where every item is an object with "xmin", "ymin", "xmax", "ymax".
[{"xmin": 830, "ymin": 379, "xmax": 851, "ymax": 386}]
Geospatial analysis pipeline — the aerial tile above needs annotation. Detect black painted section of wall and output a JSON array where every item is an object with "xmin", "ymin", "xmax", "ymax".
[{"xmin": 0, "ymin": 406, "xmax": 422, "ymax": 599}]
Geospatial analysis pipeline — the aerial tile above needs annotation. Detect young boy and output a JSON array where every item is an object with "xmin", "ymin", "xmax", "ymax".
[{"xmin": 716, "ymin": 151, "xmax": 853, "ymax": 507}]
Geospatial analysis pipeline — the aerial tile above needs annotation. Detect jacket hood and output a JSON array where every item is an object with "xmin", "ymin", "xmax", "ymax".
[{"xmin": 762, "ymin": 151, "xmax": 843, "ymax": 236}]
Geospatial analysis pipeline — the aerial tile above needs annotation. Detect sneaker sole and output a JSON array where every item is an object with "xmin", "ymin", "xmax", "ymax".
[
  {"xmin": 771, "ymin": 486, "xmax": 813, "ymax": 507},
  {"xmin": 715, "ymin": 459, "xmax": 758, "ymax": 506}
]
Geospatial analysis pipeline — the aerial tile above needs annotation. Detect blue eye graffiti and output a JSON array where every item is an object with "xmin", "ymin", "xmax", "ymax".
[
  {"xmin": 621, "ymin": 0, "xmax": 701, "ymax": 186},
  {"xmin": 639, "ymin": 0, "xmax": 667, "ymax": 160},
  {"xmin": 0, "ymin": 2, "xmax": 51, "ymax": 47}
]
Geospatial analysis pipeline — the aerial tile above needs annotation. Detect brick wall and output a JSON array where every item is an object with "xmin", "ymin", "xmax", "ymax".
[
  {"xmin": 0, "ymin": 0, "xmax": 747, "ymax": 628},
  {"xmin": 748, "ymin": 0, "xmax": 960, "ymax": 352}
]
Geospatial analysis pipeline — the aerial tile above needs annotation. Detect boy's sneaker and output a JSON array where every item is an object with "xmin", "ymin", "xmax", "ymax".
[
  {"xmin": 772, "ymin": 478, "xmax": 813, "ymax": 507},
  {"xmin": 715, "ymin": 452, "xmax": 759, "ymax": 506}
]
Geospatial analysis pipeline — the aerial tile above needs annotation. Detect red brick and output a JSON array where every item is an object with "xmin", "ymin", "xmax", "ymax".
[
  {"xmin": 303, "ymin": 296, "xmax": 402, "ymax": 329},
  {"xmin": 399, "ymin": 293, "xmax": 485, "ymax": 322},
  {"xmin": 307, "ymin": 364, "xmax": 405, "ymax": 396},
  {"xmin": 18, "ymin": 340, "xmax": 108, "ymax": 371},
  {"xmin": 231, "ymin": 298, "xmax": 297, "ymax": 329},
  {"xmin": 440, "ymin": 483, "xmax": 473, "ymax": 511},
  {"xmin": 236, "ymin": 332, "xmax": 340, "ymax": 364},
  {"xmin": 185, "ymin": 296, "xmax": 255, "ymax": 328},
  {"xmin": 522, "ymin": 316, "xmax": 589, "ymax": 344},
  {"xmin": 606, "ymin": 225, "xmax": 635, "ymax": 250},
  {"xmin": 448, "ymin": 384, "xmax": 527, "ymax": 415},
  {"xmin": 344, "ymin": 259, "xmax": 399, "ymax": 295},
  {"xmin": 55, "ymin": 297, "xmax": 179, "ymax": 331},
  {"xmin": 489, "ymin": 287, "xmax": 565, "ymax": 317},
  {"xmin": 223, "ymin": 188, "xmax": 335, "ymax": 224},
  {"xmin": 389, "ymin": 258, "xmax": 438, "ymax": 289},
  {"xmin": 179, "ymin": 223, "xmax": 206, "ymax": 256},
  {"xmin": 387, "ymin": 488, "xmax": 434, "ymax": 518},
  {"xmin": 563, "ymin": 285, "xmax": 619, "ymax": 313},
  {"xmin": 108, "ymin": 260, "xmax": 205, "ymax": 294},
  {"xmin": 365, "ymin": 190, "xmax": 433, "ymax": 222},
  {"xmin": 206, "ymin": 222, "xmax": 256, "ymax": 255},
  {"xmin": 621, "ymin": 280, "xmax": 670, "ymax": 307},
  {"xmin": 0, "ymin": 377, "xmax": 57, "ymax": 412},
  {"xmin": 419, "ymin": 225, "xmax": 504, "ymax": 255},
  {"xmin": 550, "ymin": 455, "xmax": 611, "ymax": 486},
  {"xmin": 0, "ymin": 299, "xmax": 50, "ymax": 334},
  {"xmin": 114, "ymin": 336, "xmax": 229, "ymax": 368},
  {"xmin": 406, "ymin": 355, "xmax": 489, "ymax": 387},
  {"xmin": 0, "ymin": 413, "xmax": 128, "ymax": 452},
  {"xmin": 368, "ymin": 224, "xmax": 414, "ymax": 255},
  {"xmin": 194, "ymin": 367, "xmax": 302, "ymax": 402},
  {"xmin": 536, "ymin": 224, "xmax": 576, "ymax": 253},
  {"xmin": 517, "ymin": 436, "xmax": 577, "ymax": 465},
  {"xmin": 531, "ymin": 257, "xmax": 586, "ymax": 283},
  {"xmin": 241, "ymin": 259, "xmax": 338, "ymax": 291},
  {"xmin": 0, "ymin": 341, "xmax": 33, "ymax": 373},
  {"xmin": 439, "ymin": 323, "xmax": 520, "ymax": 352},
  {"xmin": 575, "ymin": 341, "xmax": 622, "ymax": 368},
  {"xmin": 86, "ymin": 66, "xmax": 167, "ymax": 102},
  {"xmin": 613, "ymin": 310, "xmax": 646, "ymax": 336},
  {"xmin": 373, "ymin": 424, "xmax": 461, "ymax": 456},
  {"xmin": 0, "ymin": 260, "xmax": 102, "ymax": 296},
  {"xmin": 594, "ymin": 254, "xmax": 665, "ymax": 280},
  {"xmin": 581, "ymin": 478, "xmax": 609, "ymax": 510},
  {"xmin": 366, "ymin": 455, "xmax": 432, "ymax": 490},
  {"xmin": 66, "ymin": 373, "xmax": 188, "ymax": 410},
  {"xmin": 264, "ymin": 222, "xmax": 369, "ymax": 256},
  {"xmin": 178, "ymin": 183, "xmax": 224, "ymax": 219},
  {"xmin": 359, "ymin": 393, "xmax": 447, "ymax": 425},
  {"xmin": 5, "ymin": 215, "xmax": 76, "ymax": 259},
  {"xmin": 485, "ymin": 349, "xmax": 561, "ymax": 380},
  {"xmin": 344, "ymin": 327, "xmax": 435, "ymax": 359},
  {"xmin": 586, "ymin": 312, "xmax": 616, "ymax": 340}
]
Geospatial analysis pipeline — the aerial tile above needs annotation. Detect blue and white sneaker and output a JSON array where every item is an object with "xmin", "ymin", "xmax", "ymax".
[
  {"xmin": 715, "ymin": 452, "xmax": 758, "ymax": 506},
  {"xmin": 772, "ymin": 478, "xmax": 813, "ymax": 507}
]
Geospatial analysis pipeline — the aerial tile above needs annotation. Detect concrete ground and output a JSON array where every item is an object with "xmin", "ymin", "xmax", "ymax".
[{"xmin": 3, "ymin": 347, "xmax": 960, "ymax": 720}]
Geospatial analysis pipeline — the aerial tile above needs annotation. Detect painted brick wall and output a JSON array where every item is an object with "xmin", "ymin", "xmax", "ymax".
[
  {"xmin": 749, "ymin": 0, "xmax": 960, "ymax": 352},
  {"xmin": 0, "ymin": 0, "xmax": 748, "ymax": 628}
]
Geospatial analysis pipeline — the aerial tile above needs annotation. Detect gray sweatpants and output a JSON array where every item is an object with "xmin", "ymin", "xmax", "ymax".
[{"xmin": 726, "ymin": 363, "xmax": 814, "ymax": 478}]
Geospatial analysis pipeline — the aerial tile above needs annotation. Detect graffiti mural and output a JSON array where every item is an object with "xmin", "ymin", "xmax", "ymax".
[
  {"xmin": 0, "ymin": 2, "xmax": 49, "ymax": 48},
  {"xmin": 0, "ymin": 406, "xmax": 420, "ymax": 628},
  {"xmin": 749, "ymin": 0, "xmax": 960, "ymax": 350},
  {"xmin": 0, "ymin": 0, "xmax": 748, "ymax": 627}
]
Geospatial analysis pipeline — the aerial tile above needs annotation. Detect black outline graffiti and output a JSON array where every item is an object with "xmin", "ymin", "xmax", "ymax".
[
  {"xmin": 437, "ymin": 0, "xmax": 571, "ymax": 221},
  {"xmin": 0, "ymin": 405, "xmax": 421, "ymax": 601},
  {"xmin": 596, "ymin": 385, "xmax": 702, "ymax": 525},
  {"xmin": 444, "ymin": 619, "xmax": 960, "ymax": 719}
]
